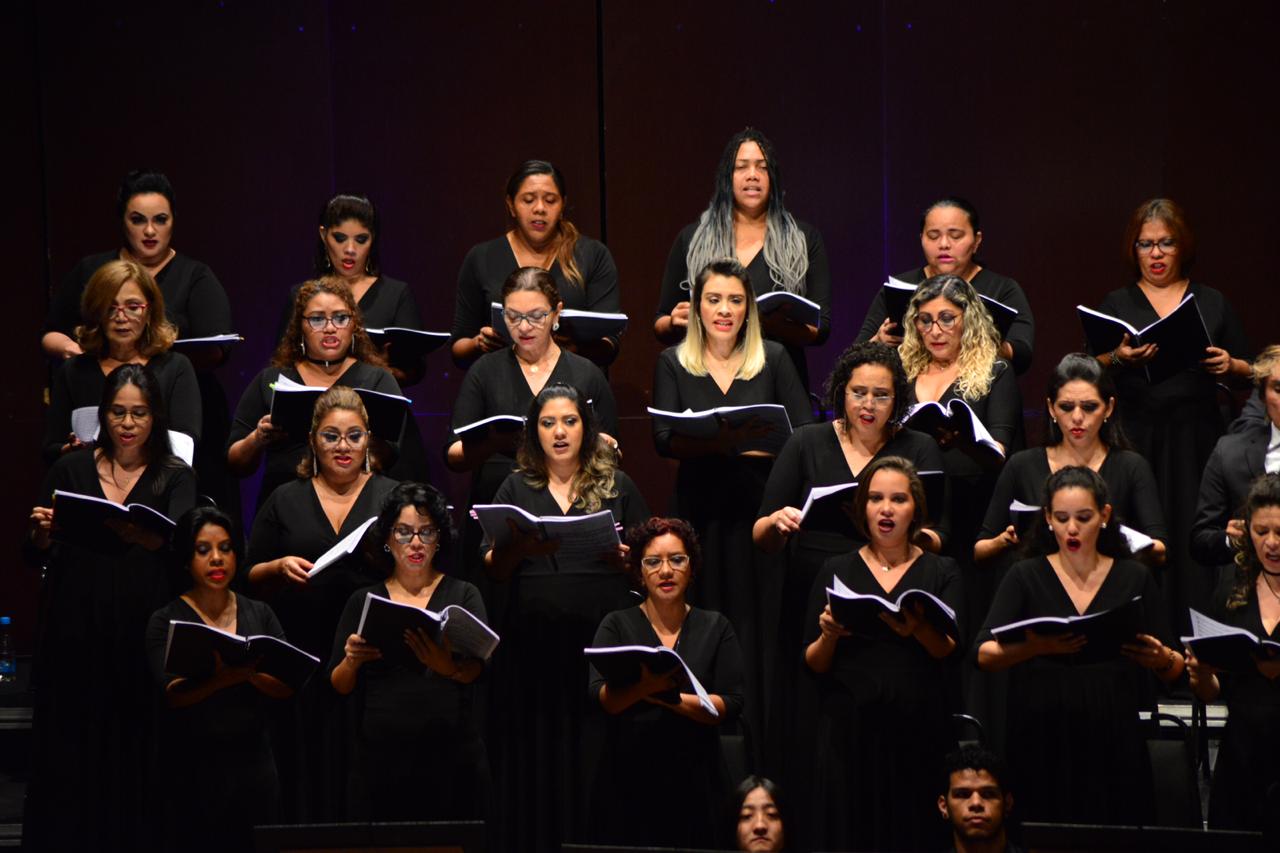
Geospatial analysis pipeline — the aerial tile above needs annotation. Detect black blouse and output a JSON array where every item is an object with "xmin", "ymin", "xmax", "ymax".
[
  {"xmin": 978, "ymin": 447, "xmax": 1167, "ymax": 544},
  {"xmin": 907, "ymin": 359, "xmax": 1021, "ymax": 481},
  {"xmin": 45, "ymin": 250, "xmax": 233, "ymax": 342},
  {"xmin": 228, "ymin": 362, "xmax": 403, "ymax": 512},
  {"xmin": 43, "ymin": 350, "xmax": 202, "ymax": 465},
  {"xmin": 486, "ymin": 469, "xmax": 651, "ymax": 559},
  {"xmin": 656, "ymin": 220, "xmax": 831, "ymax": 385},
  {"xmin": 651, "ymin": 341, "xmax": 814, "ymax": 458},
  {"xmin": 452, "ymin": 235, "xmax": 622, "ymax": 356},
  {"xmin": 857, "ymin": 267, "xmax": 1036, "ymax": 375}
]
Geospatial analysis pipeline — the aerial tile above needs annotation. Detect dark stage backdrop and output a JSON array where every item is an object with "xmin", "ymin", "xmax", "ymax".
[{"xmin": 7, "ymin": 0, "xmax": 1277, "ymax": 650}]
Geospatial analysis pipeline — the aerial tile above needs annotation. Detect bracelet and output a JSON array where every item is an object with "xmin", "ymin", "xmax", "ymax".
[
  {"xmin": 1156, "ymin": 648, "xmax": 1177, "ymax": 674},
  {"xmin": 1109, "ymin": 348, "xmax": 1125, "ymax": 367}
]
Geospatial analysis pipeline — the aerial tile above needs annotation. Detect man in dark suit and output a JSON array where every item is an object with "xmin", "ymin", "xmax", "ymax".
[{"xmin": 1191, "ymin": 345, "xmax": 1280, "ymax": 566}]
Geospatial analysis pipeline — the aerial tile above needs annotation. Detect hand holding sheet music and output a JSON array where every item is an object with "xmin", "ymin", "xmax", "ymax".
[
  {"xmin": 903, "ymin": 399, "xmax": 1005, "ymax": 463},
  {"xmin": 472, "ymin": 505, "xmax": 622, "ymax": 575},
  {"xmin": 990, "ymin": 595, "xmax": 1144, "ymax": 665},
  {"xmin": 647, "ymin": 404, "xmax": 794, "ymax": 455},
  {"xmin": 585, "ymin": 645, "xmax": 719, "ymax": 716},
  {"xmin": 1180, "ymin": 608, "xmax": 1280, "ymax": 672}
]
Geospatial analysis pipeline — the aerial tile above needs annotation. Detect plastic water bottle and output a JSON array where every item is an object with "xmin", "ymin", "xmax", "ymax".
[{"xmin": 0, "ymin": 616, "xmax": 15, "ymax": 683}]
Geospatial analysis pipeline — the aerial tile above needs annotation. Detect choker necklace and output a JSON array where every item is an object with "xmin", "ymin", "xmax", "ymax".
[
  {"xmin": 1261, "ymin": 566, "xmax": 1280, "ymax": 577},
  {"xmin": 305, "ymin": 355, "xmax": 343, "ymax": 368}
]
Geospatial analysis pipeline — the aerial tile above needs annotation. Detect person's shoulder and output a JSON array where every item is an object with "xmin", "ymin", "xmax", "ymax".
[
  {"xmin": 991, "ymin": 357, "xmax": 1013, "ymax": 380},
  {"xmin": 463, "ymin": 235, "xmax": 508, "ymax": 259},
  {"xmin": 762, "ymin": 339, "xmax": 790, "ymax": 363},
  {"xmin": 343, "ymin": 581, "xmax": 386, "ymax": 608},
  {"xmin": 235, "ymin": 592, "xmax": 277, "ymax": 620},
  {"xmin": 1006, "ymin": 556, "xmax": 1046, "ymax": 578},
  {"xmin": 972, "ymin": 267, "xmax": 1022, "ymax": 291},
  {"xmin": 261, "ymin": 476, "xmax": 310, "ymax": 506},
  {"xmin": 69, "ymin": 250, "xmax": 118, "ymax": 279},
  {"xmin": 1214, "ymin": 420, "xmax": 1270, "ymax": 455},
  {"xmin": 471, "ymin": 346, "xmax": 513, "ymax": 374},
  {"xmin": 169, "ymin": 251, "xmax": 216, "ymax": 277},
  {"xmin": 494, "ymin": 469, "xmax": 530, "ymax": 498},
  {"xmin": 690, "ymin": 605, "xmax": 735, "ymax": 635},
  {"xmin": 49, "ymin": 445, "xmax": 96, "ymax": 478},
  {"xmin": 612, "ymin": 468, "xmax": 641, "ymax": 493},
  {"xmin": 560, "ymin": 348, "xmax": 607, "ymax": 377},
  {"xmin": 1111, "ymin": 557, "xmax": 1155, "ymax": 583},
  {"xmin": 1005, "ymin": 446, "xmax": 1046, "ymax": 470},
  {"xmin": 366, "ymin": 472, "xmax": 400, "ymax": 499},
  {"xmin": 657, "ymin": 344, "xmax": 682, "ymax": 365},
  {"xmin": 920, "ymin": 550, "xmax": 960, "ymax": 576},
  {"xmin": 573, "ymin": 234, "xmax": 611, "ymax": 257},
  {"xmin": 152, "ymin": 349, "xmax": 195, "ymax": 373},
  {"xmin": 439, "ymin": 572, "xmax": 481, "ymax": 600},
  {"xmin": 674, "ymin": 220, "xmax": 699, "ymax": 243},
  {"xmin": 891, "ymin": 266, "xmax": 927, "ymax": 284},
  {"xmin": 374, "ymin": 274, "xmax": 410, "ymax": 295}
]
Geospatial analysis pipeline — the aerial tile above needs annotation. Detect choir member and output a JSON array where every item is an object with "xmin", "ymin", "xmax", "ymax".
[
  {"xmin": 976, "ymin": 353, "xmax": 1167, "ymax": 565},
  {"xmin": 804, "ymin": 456, "xmax": 960, "ymax": 851},
  {"xmin": 41, "ymin": 170, "xmax": 236, "ymax": 508},
  {"xmin": 452, "ymin": 160, "xmax": 622, "ymax": 368},
  {"xmin": 654, "ymin": 127, "xmax": 831, "ymax": 387},
  {"xmin": 278, "ymin": 193, "xmax": 428, "ymax": 387},
  {"xmin": 976, "ymin": 466, "xmax": 1183, "ymax": 825},
  {"xmin": 245, "ymin": 386, "xmax": 399, "ymax": 820},
  {"xmin": 859, "ymin": 196, "xmax": 1035, "ymax": 375},
  {"xmin": 42, "ymin": 259, "xmax": 201, "ymax": 464},
  {"xmin": 145, "ymin": 506, "xmax": 292, "ymax": 853},
  {"xmin": 227, "ymin": 278, "xmax": 405, "ymax": 515},
  {"xmin": 936, "ymin": 745, "xmax": 1022, "ymax": 853},
  {"xmin": 652, "ymin": 256, "xmax": 813, "ymax": 750},
  {"xmin": 588, "ymin": 517, "xmax": 744, "ymax": 848},
  {"xmin": 329, "ymin": 482, "xmax": 491, "ymax": 821},
  {"xmin": 900, "ymin": 274, "xmax": 1020, "ymax": 632},
  {"xmin": 483, "ymin": 382, "xmax": 645, "ymax": 850},
  {"xmin": 448, "ymin": 267, "xmax": 617, "ymax": 586},
  {"xmin": 24, "ymin": 364, "xmax": 197, "ymax": 852},
  {"xmin": 1187, "ymin": 472, "xmax": 1280, "ymax": 831},
  {"xmin": 1191, "ymin": 346, "xmax": 1280, "ymax": 568},
  {"xmin": 733, "ymin": 775, "xmax": 787, "ymax": 852},
  {"xmin": 753, "ymin": 340, "xmax": 945, "ymax": 814},
  {"xmin": 1090, "ymin": 198, "xmax": 1251, "ymax": 625}
]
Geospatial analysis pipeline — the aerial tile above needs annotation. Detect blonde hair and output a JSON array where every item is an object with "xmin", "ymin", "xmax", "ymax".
[
  {"xmin": 676, "ymin": 259, "xmax": 766, "ymax": 380},
  {"xmin": 1251, "ymin": 344, "xmax": 1280, "ymax": 391},
  {"xmin": 296, "ymin": 386, "xmax": 374, "ymax": 478},
  {"xmin": 77, "ymin": 259, "xmax": 177, "ymax": 358},
  {"xmin": 898, "ymin": 274, "xmax": 1000, "ymax": 401}
]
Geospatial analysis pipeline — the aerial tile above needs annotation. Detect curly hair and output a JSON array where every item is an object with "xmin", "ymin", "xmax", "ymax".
[
  {"xmin": 897, "ymin": 274, "xmax": 1000, "ymax": 401},
  {"xmin": 364, "ymin": 481, "xmax": 456, "ymax": 577},
  {"xmin": 271, "ymin": 277, "xmax": 384, "ymax": 369},
  {"xmin": 822, "ymin": 340, "xmax": 910, "ymax": 430},
  {"xmin": 295, "ymin": 386, "xmax": 375, "ymax": 478},
  {"xmin": 506, "ymin": 160, "xmax": 584, "ymax": 290},
  {"xmin": 1227, "ymin": 473, "xmax": 1280, "ymax": 611},
  {"xmin": 77, "ymin": 259, "xmax": 177, "ymax": 358},
  {"xmin": 516, "ymin": 383, "xmax": 618, "ymax": 514},
  {"xmin": 624, "ymin": 517, "xmax": 702, "ymax": 591},
  {"xmin": 851, "ymin": 456, "xmax": 927, "ymax": 541}
]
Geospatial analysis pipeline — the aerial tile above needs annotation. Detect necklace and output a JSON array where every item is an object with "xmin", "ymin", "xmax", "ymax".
[
  {"xmin": 520, "ymin": 346, "xmax": 557, "ymax": 375},
  {"xmin": 866, "ymin": 545, "xmax": 908, "ymax": 573}
]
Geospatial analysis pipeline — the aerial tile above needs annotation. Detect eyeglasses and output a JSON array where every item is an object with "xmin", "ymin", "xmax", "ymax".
[
  {"xmin": 1135, "ymin": 239, "xmax": 1176, "ymax": 254},
  {"xmin": 846, "ymin": 389, "xmax": 894, "ymax": 406},
  {"xmin": 914, "ymin": 312, "xmax": 960, "ymax": 332},
  {"xmin": 316, "ymin": 428, "xmax": 367, "ymax": 446},
  {"xmin": 391, "ymin": 526, "xmax": 439, "ymax": 545},
  {"xmin": 107, "ymin": 406, "xmax": 152, "ymax": 422},
  {"xmin": 503, "ymin": 308, "xmax": 551, "ymax": 327},
  {"xmin": 106, "ymin": 301, "xmax": 148, "ymax": 319},
  {"xmin": 640, "ymin": 554, "xmax": 690, "ymax": 572},
  {"xmin": 303, "ymin": 312, "xmax": 353, "ymax": 330}
]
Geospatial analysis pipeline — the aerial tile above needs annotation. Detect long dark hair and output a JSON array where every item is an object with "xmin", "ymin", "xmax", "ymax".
[
  {"xmin": 270, "ymin": 278, "xmax": 384, "ymax": 369},
  {"xmin": 505, "ymin": 160, "xmax": 583, "ymax": 288},
  {"xmin": 314, "ymin": 193, "xmax": 380, "ymax": 277},
  {"xmin": 170, "ymin": 506, "xmax": 238, "ymax": 591},
  {"xmin": 1227, "ymin": 473, "xmax": 1280, "ymax": 610},
  {"xmin": 1044, "ymin": 353, "xmax": 1130, "ymax": 450},
  {"xmin": 365, "ymin": 482, "xmax": 455, "ymax": 576},
  {"xmin": 1035, "ymin": 466, "xmax": 1126, "ymax": 557},
  {"xmin": 517, "ymin": 383, "xmax": 617, "ymax": 514},
  {"xmin": 97, "ymin": 363, "xmax": 182, "ymax": 494}
]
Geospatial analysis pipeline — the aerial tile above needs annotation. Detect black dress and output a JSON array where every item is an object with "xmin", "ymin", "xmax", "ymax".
[
  {"xmin": 46, "ymin": 250, "xmax": 238, "ymax": 512},
  {"xmin": 449, "ymin": 347, "xmax": 617, "ymax": 590},
  {"xmin": 42, "ymin": 350, "xmax": 202, "ymax": 465},
  {"xmin": 979, "ymin": 447, "xmax": 1168, "ymax": 546},
  {"xmin": 976, "ymin": 557, "xmax": 1170, "ymax": 825},
  {"xmin": 245, "ymin": 473, "xmax": 398, "ymax": 821},
  {"xmin": 485, "ymin": 470, "xmax": 649, "ymax": 850},
  {"xmin": 144, "ymin": 595, "xmax": 286, "ymax": 852},
  {"xmin": 857, "ymin": 267, "xmax": 1036, "ymax": 375},
  {"xmin": 328, "ymin": 578, "xmax": 491, "ymax": 821},
  {"xmin": 653, "ymin": 341, "xmax": 814, "ymax": 753},
  {"xmin": 803, "ymin": 550, "xmax": 961, "ymax": 852},
  {"xmin": 1093, "ymin": 282, "xmax": 1250, "ymax": 630},
  {"xmin": 656, "ymin": 220, "xmax": 831, "ymax": 388},
  {"xmin": 1203, "ymin": 577, "xmax": 1280, "ymax": 830},
  {"xmin": 22, "ymin": 449, "xmax": 196, "ymax": 853},
  {"xmin": 587, "ymin": 605, "xmax": 745, "ymax": 849},
  {"xmin": 228, "ymin": 362, "xmax": 406, "ymax": 516},
  {"xmin": 756, "ymin": 423, "xmax": 948, "ymax": 815},
  {"xmin": 452, "ymin": 235, "xmax": 623, "ymax": 365}
]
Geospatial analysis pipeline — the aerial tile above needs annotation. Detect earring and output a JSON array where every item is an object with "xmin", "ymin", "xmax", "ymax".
[
  {"xmin": 552, "ymin": 321, "xmax": 560, "ymax": 332},
  {"xmin": 299, "ymin": 338, "xmax": 306, "ymax": 355},
  {"xmin": 383, "ymin": 544, "xmax": 391, "ymax": 553},
  {"xmin": 1101, "ymin": 522, "xmax": 1108, "ymax": 529},
  {"xmin": 363, "ymin": 450, "xmax": 371, "ymax": 474}
]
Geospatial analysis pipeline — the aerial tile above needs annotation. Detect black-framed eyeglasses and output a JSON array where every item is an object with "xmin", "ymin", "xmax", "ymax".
[
  {"xmin": 391, "ymin": 526, "xmax": 439, "ymax": 545},
  {"xmin": 914, "ymin": 311, "xmax": 960, "ymax": 332},
  {"xmin": 107, "ymin": 406, "xmax": 152, "ymax": 422},
  {"xmin": 303, "ymin": 312, "xmax": 353, "ymax": 330},
  {"xmin": 1134, "ymin": 239, "xmax": 1176, "ymax": 254},
  {"xmin": 316, "ymin": 428, "xmax": 367, "ymax": 446},
  {"xmin": 503, "ymin": 308, "xmax": 551, "ymax": 327}
]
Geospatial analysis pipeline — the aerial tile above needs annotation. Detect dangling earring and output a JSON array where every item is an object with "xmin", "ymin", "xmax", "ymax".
[
  {"xmin": 363, "ymin": 449, "xmax": 371, "ymax": 474},
  {"xmin": 299, "ymin": 338, "xmax": 306, "ymax": 356},
  {"xmin": 552, "ymin": 321, "xmax": 560, "ymax": 332},
  {"xmin": 308, "ymin": 446, "xmax": 318, "ymax": 476}
]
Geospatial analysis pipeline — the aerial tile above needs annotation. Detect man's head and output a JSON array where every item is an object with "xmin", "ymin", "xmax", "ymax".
[{"xmin": 938, "ymin": 745, "xmax": 1013, "ymax": 845}]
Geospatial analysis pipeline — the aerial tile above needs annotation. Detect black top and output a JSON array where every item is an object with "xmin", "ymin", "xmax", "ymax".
[
  {"xmin": 908, "ymin": 359, "xmax": 1021, "ymax": 480},
  {"xmin": 145, "ymin": 594, "xmax": 286, "ymax": 743},
  {"xmin": 979, "ymin": 447, "xmax": 1168, "ymax": 544},
  {"xmin": 656, "ymin": 220, "xmax": 831, "ymax": 385},
  {"xmin": 1190, "ymin": 421, "xmax": 1272, "ymax": 566},
  {"xmin": 328, "ymin": 578, "xmax": 488, "ymax": 738},
  {"xmin": 452, "ymin": 234, "xmax": 622, "ymax": 357},
  {"xmin": 1092, "ymin": 282, "xmax": 1251, "ymax": 409},
  {"xmin": 43, "ymin": 350, "xmax": 202, "ymax": 465},
  {"xmin": 228, "ymin": 362, "xmax": 403, "ymax": 512},
  {"xmin": 245, "ymin": 474, "xmax": 399, "ymax": 659},
  {"xmin": 488, "ymin": 469, "xmax": 651, "ymax": 558},
  {"xmin": 759, "ymin": 423, "xmax": 950, "ymax": 549},
  {"xmin": 276, "ymin": 275, "xmax": 425, "ymax": 377},
  {"xmin": 45, "ymin": 249, "xmax": 233, "ymax": 341},
  {"xmin": 651, "ymin": 340, "xmax": 814, "ymax": 457},
  {"xmin": 857, "ymin": 267, "xmax": 1036, "ymax": 375}
]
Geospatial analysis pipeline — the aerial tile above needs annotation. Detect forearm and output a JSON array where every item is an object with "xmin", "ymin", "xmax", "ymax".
[
  {"xmin": 653, "ymin": 315, "xmax": 684, "ymax": 345},
  {"xmin": 665, "ymin": 692, "xmax": 726, "ymax": 725},
  {"xmin": 913, "ymin": 623, "xmax": 957, "ymax": 659},
  {"xmin": 915, "ymin": 528, "xmax": 942, "ymax": 554},
  {"xmin": 977, "ymin": 639, "xmax": 1035, "ymax": 671},
  {"xmin": 804, "ymin": 635, "xmax": 837, "ymax": 674},
  {"xmin": 752, "ymin": 515, "xmax": 787, "ymax": 553},
  {"xmin": 1191, "ymin": 673, "xmax": 1220, "ymax": 703},
  {"xmin": 329, "ymin": 658, "xmax": 361, "ymax": 695},
  {"xmin": 226, "ymin": 434, "xmax": 266, "ymax": 476},
  {"xmin": 974, "ymin": 536, "xmax": 1007, "ymax": 563},
  {"xmin": 450, "ymin": 336, "xmax": 484, "ymax": 368},
  {"xmin": 598, "ymin": 681, "xmax": 649, "ymax": 714},
  {"xmin": 446, "ymin": 438, "xmax": 502, "ymax": 472},
  {"xmin": 249, "ymin": 672, "xmax": 293, "ymax": 699},
  {"xmin": 483, "ymin": 547, "xmax": 521, "ymax": 583},
  {"xmin": 440, "ymin": 657, "xmax": 482, "ymax": 685},
  {"xmin": 41, "ymin": 331, "xmax": 79, "ymax": 360},
  {"xmin": 164, "ymin": 673, "xmax": 241, "ymax": 708}
]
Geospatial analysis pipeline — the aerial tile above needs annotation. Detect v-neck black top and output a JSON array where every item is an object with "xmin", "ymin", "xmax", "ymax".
[
  {"xmin": 906, "ymin": 358, "xmax": 1021, "ymax": 480},
  {"xmin": 245, "ymin": 473, "xmax": 398, "ymax": 658},
  {"xmin": 228, "ymin": 361, "xmax": 403, "ymax": 513}
]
